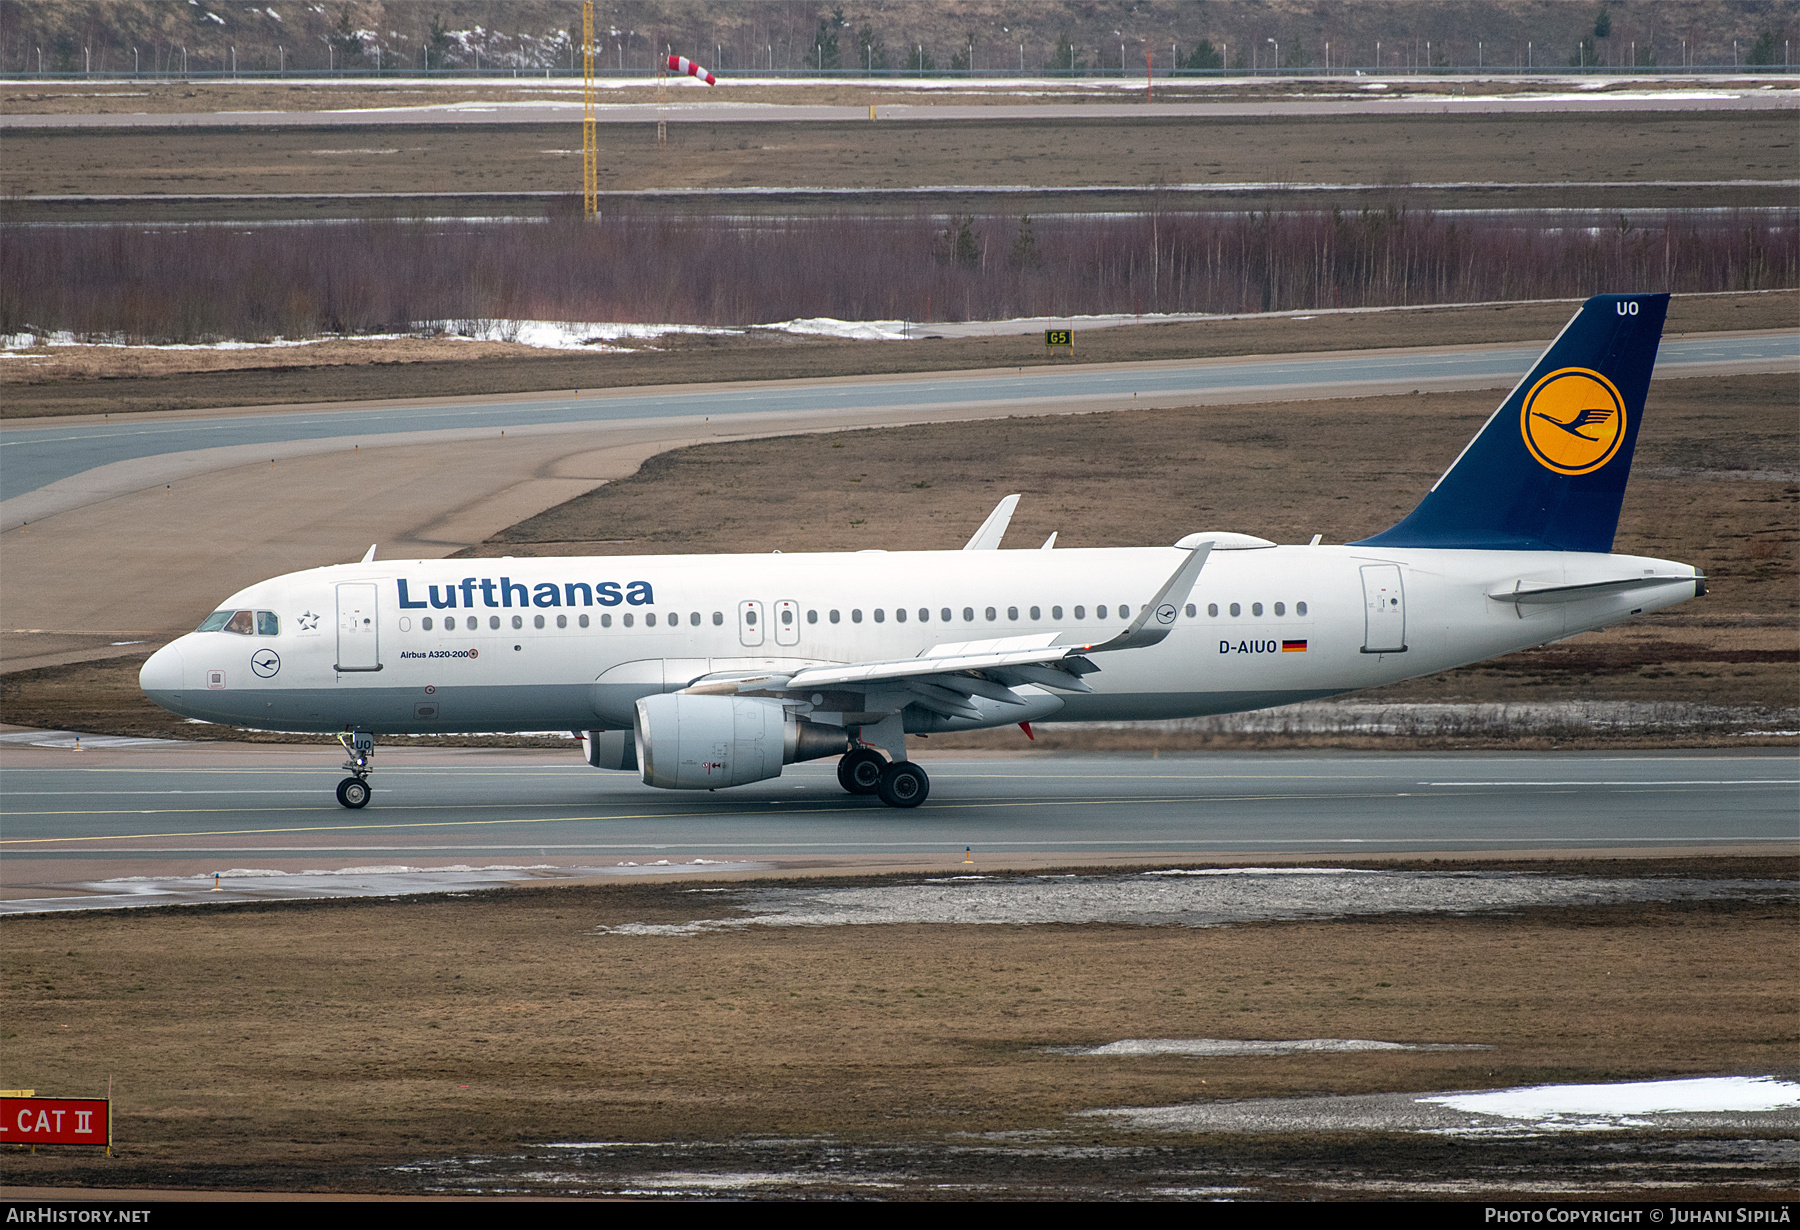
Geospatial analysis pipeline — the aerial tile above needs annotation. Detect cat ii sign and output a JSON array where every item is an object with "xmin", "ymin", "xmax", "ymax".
[{"xmin": 0, "ymin": 1097, "xmax": 110, "ymax": 1148}]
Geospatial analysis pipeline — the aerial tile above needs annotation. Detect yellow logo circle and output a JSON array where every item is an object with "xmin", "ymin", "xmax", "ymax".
[{"xmin": 1519, "ymin": 367, "xmax": 1627, "ymax": 475}]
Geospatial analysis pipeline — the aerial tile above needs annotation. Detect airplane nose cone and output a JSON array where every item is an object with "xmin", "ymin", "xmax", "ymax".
[{"xmin": 139, "ymin": 640, "xmax": 187, "ymax": 702}]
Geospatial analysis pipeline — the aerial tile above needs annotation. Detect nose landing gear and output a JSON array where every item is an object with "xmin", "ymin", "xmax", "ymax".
[{"xmin": 335, "ymin": 730, "xmax": 374, "ymax": 809}]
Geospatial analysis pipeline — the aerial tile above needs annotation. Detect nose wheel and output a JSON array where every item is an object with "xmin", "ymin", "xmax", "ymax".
[{"xmin": 335, "ymin": 730, "xmax": 374, "ymax": 809}]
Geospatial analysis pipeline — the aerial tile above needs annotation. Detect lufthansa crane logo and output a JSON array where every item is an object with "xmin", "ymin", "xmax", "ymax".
[{"xmin": 1519, "ymin": 367, "xmax": 1628, "ymax": 476}]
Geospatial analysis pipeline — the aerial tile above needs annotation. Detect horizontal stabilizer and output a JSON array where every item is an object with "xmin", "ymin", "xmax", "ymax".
[{"xmin": 1488, "ymin": 574, "xmax": 1702, "ymax": 605}]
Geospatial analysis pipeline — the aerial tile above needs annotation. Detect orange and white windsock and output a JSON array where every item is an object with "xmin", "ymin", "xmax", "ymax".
[{"xmin": 667, "ymin": 54, "xmax": 716, "ymax": 85}]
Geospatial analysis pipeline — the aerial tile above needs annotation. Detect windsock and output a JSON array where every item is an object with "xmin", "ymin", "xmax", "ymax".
[{"xmin": 667, "ymin": 54, "xmax": 716, "ymax": 85}]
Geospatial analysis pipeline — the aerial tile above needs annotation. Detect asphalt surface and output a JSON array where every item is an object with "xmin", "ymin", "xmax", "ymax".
[
  {"xmin": 7, "ymin": 88, "xmax": 1797, "ymax": 128},
  {"xmin": 5, "ymin": 333, "xmax": 1793, "ymax": 513},
  {"xmin": 1, "ymin": 743, "xmax": 1793, "ymax": 912}
]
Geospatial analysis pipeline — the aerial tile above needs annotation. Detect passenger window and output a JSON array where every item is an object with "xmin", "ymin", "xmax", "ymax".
[
  {"xmin": 1052, "ymin": 606, "xmax": 1063, "ymax": 620},
  {"xmin": 646, "ymin": 613, "xmax": 657, "ymax": 627},
  {"xmin": 689, "ymin": 612, "xmax": 700, "ymax": 627},
  {"xmin": 513, "ymin": 615, "xmax": 525, "ymax": 630},
  {"xmin": 919, "ymin": 609, "xmax": 930, "ymax": 622},
  {"xmin": 744, "ymin": 610, "xmax": 756, "ymax": 626},
  {"xmin": 1252, "ymin": 603, "xmax": 1263, "ymax": 616},
  {"xmin": 1007, "ymin": 606, "xmax": 1018, "ymax": 620},
  {"xmin": 1208, "ymin": 603, "xmax": 1219, "ymax": 617},
  {"xmin": 601, "ymin": 614, "xmax": 612, "ymax": 628},
  {"xmin": 534, "ymin": 614, "xmax": 546, "ymax": 629},
  {"xmin": 712, "ymin": 611, "xmax": 724, "ymax": 626},
  {"xmin": 874, "ymin": 609, "xmax": 885, "ymax": 623},
  {"xmin": 579, "ymin": 614, "xmax": 590, "ymax": 628},
  {"xmin": 1274, "ymin": 602, "xmax": 1285, "ymax": 616},
  {"xmin": 196, "ymin": 610, "xmax": 232, "ymax": 632},
  {"xmin": 1030, "ymin": 606, "xmax": 1040, "ymax": 620},
  {"xmin": 984, "ymin": 607, "xmax": 997, "ymax": 621},
  {"xmin": 783, "ymin": 608, "xmax": 795, "ymax": 625},
  {"xmin": 423, "ymin": 616, "xmax": 434, "ymax": 631},
  {"xmin": 1297, "ymin": 601, "xmax": 1308, "ymax": 616},
  {"xmin": 963, "ymin": 607, "xmax": 974, "ymax": 622},
  {"xmin": 1073, "ymin": 606, "xmax": 1085, "ymax": 619},
  {"xmin": 852, "ymin": 609, "xmax": 863, "ymax": 624},
  {"xmin": 1097, "ymin": 606, "xmax": 1108, "ymax": 620},
  {"xmin": 1120, "ymin": 605, "xmax": 1131, "ymax": 619},
  {"xmin": 807, "ymin": 609, "xmax": 818, "ymax": 624},
  {"xmin": 1229, "ymin": 603, "xmax": 1241, "ymax": 617},
  {"xmin": 894, "ymin": 608, "xmax": 906, "ymax": 623},
  {"xmin": 830, "ymin": 610, "xmax": 841, "ymax": 624},
  {"xmin": 256, "ymin": 611, "xmax": 279, "ymax": 636},
  {"xmin": 223, "ymin": 610, "xmax": 255, "ymax": 635},
  {"xmin": 557, "ymin": 614, "xmax": 568, "ymax": 628},
  {"xmin": 940, "ymin": 608, "xmax": 951, "ymax": 622},
  {"xmin": 1185, "ymin": 604, "xmax": 1196, "ymax": 618},
  {"xmin": 623, "ymin": 613, "xmax": 634, "ymax": 628}
]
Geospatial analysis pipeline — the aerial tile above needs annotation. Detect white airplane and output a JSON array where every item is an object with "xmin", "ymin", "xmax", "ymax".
[{"xmin": 140, "ymin": 294, "xmax": 1703, "ymax": 809}]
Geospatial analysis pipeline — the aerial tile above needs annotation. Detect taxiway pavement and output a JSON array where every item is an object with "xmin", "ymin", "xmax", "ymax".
[{"xmin": 2, "ymin": 742, "xmax": 1793, "ymax": 912}]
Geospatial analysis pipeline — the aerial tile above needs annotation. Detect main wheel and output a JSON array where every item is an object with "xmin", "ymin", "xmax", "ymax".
[
  {"xmin": 837, "ymin": 748, "xmax": 886, "ymax": 795},
  {"xmin": 876, "ymin": 761, "xmax": 929, "ymax": 809},
  {"xmin": 336, "ymin": 777, "xmax": 371, "ymax": 809}
]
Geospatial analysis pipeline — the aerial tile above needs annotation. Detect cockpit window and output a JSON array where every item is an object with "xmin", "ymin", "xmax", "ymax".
[
  {"xmin": 196, "ymin": 611, "xmax": 232, "ymax": 632},
  {"xmin": 223, "ymin": 610, "xmax": 256, "ymax": 635},
  {"xmin": 256, "ymin": 611, "xmax": 279, "ymax": 636}
]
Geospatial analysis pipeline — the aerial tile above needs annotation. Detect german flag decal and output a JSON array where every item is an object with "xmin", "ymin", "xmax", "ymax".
[{"xmin": 1281, "ymin": 639, "xmax": 1308, "ymax": 653}]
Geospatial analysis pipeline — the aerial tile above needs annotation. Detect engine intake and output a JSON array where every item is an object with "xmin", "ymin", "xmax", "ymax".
[{"xmin": 634, "ymin": 693, "xmax": 849, "ymax": 790}]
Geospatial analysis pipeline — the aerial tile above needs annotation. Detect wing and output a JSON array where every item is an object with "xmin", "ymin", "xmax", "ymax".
[
  {"xmin": 680, "ymin": 542, "xmax": 1214, "ymax": 723},
  {"xmin": 962, "ymin": 494, "xmax": 1021, "ymax": 550}
]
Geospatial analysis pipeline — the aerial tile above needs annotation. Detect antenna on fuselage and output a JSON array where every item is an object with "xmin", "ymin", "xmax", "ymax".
[{"xmin": 360, "ymin": 544, "xmax": 378, "ymax": 563}]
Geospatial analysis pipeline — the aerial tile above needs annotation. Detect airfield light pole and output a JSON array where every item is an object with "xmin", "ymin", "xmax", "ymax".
[
  {"xmin": 582, "ymin": 0, "xmax": 598, "ymax": 220},
  {"xmin": 1268, "ymin": 38, "xmax": 1278, "ymax": 74}
]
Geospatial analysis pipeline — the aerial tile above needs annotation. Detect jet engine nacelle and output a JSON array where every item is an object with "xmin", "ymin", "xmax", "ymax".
[
  {"xmin": 577, "ymin": 729, "xmax": 638, "ymax": 771},
  {"xmin": 634, "ymin": 693, "xmax": 849, "ymax": 790}
]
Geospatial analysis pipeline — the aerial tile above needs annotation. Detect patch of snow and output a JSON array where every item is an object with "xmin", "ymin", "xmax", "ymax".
[
  {"xmin": 1058, "ymin": 1038, "xmax": 1488, "ymax": 1056},
  {"xmin": 1422, "ymin": 1076, "xmax": 1800, "ymax": 1121},
  {"xmin": 760, "ymin": 317, "xmax": 913, "ymax": 341},
  {"xmin": 1144, "ymin": 867, "xmax": 1377, "ymax": 877}
]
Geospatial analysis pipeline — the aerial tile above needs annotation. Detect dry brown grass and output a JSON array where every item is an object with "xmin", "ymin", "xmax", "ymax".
[
  {"xmin": 0, "ymin": 860, "xmax": 1793, "ymax": 1195},
  {"xmin": 5, "ymin": 291, "xmax": 1790, "ymax": 419},
  {"xmin": 4, "ymin": 111, "xmax": 1792, "ymax": 203}
]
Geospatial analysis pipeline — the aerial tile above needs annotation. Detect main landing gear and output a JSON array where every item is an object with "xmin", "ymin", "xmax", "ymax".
[
  {"xmin": 837, "ymin": 748, "xmax": 930, "ymax": 809},
  {"xmin": 335, "ymin": 730, "xmax": 373, "ymax": 809}
]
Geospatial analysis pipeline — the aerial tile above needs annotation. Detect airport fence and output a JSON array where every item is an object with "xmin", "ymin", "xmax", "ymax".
[{"xmin": 2, "ymin": 208, "xmax": 1794, "ymax": 344}]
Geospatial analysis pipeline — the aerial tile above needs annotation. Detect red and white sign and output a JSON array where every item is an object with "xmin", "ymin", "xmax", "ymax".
[
  {"xmin": 666, "ymin": 54, "xmax": 716, "ymax": 85},
  {"xmin": 0, "ymin": 1097, "xmax": 110, "ymax": 1146}
]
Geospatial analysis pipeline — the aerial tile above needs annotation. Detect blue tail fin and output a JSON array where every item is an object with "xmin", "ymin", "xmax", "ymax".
[{"xmin": 1352, "ymin": 293, "xmax": 1668, "ymax": 553}]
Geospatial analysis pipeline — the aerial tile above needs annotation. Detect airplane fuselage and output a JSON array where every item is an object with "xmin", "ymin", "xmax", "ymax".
[{"xmin": 140, "ymin": 543, "xmax": 1702, "ymax": 737}]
